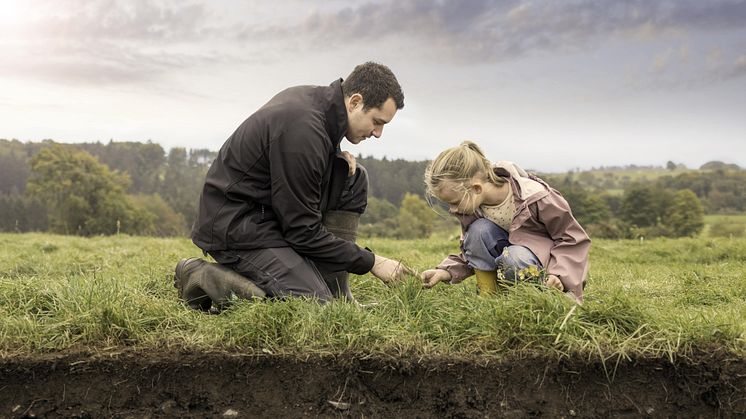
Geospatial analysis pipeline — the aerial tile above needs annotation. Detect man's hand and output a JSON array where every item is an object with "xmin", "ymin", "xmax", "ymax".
[
  {"xmin": 340, "ymin": 151, "xmax": 356, "ymax": 177},
  {"xmin": 545, "ymin": 274, "xmax": 564, "ymax": 291},
  {"xmin": 370, "ymin": 255, "xmax": 412, "ymax": 284},
  {"xmin": 420, "ymin": 269, "xmax": 452, "ymax": 288}
]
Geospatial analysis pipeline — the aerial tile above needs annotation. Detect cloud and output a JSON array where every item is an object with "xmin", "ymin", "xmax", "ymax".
[
  {"xmin": 652, "ymin": 49, "xmax": 673, "ymax": 72},
  {"xmin": 3, "ymin": 0, "xmax": 745, "ymax": 88},
  {"xmin": 0, "ymin": 0, "xmax": 226, "ymax": 85},
  {"xmin": 242, "ymin": 0, "xmax": 746, "ymax": 62},
  {"xmin": 718, "ymin": 54, "xmax": 746, "ymax": 81},
  {"xmin": 637, "ymin": 48, "xmax": 746, "ymax": 91},
  {"xmin": 26, "ymin": 0, "xmax": 209, "ymax": 41},
  {"xmin": 1, "ymin": 42, "xmax": 225, "ymax": 86}
]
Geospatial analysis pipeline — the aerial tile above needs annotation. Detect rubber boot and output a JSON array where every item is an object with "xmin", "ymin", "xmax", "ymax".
[
  {"xmin": 320, "ymin": 210, "xmax": 359, "ymax": 301},
  {"xmin": 174, "ymin": 258, "xmax": 266, "ymax": 312},
  {"xmin": 474, "ymin": 269, "xmax": 499, "ymax": 295}
]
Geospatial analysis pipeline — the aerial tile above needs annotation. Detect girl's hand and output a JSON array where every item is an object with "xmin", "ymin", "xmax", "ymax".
[
  {"xmin": 545, "ymin": 274, "xmax": 564, "ymax": 291},
  {"xmin": 370, "ymin": 255, "xmax": 412, "ymax": 284},
  {"xmin": 420, "ymin": 269, "xmax": 452, "ymax": 288}
]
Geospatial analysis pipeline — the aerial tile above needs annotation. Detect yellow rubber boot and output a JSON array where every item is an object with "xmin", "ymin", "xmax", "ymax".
[{"xmin": 474, "ymin": 269, "xmax": 498, "ymax": 295}]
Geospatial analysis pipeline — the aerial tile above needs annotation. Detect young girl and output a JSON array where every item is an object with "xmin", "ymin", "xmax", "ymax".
[{"xmin": 420, "ymin": 141, "xmax": 590, "ymax": 302}]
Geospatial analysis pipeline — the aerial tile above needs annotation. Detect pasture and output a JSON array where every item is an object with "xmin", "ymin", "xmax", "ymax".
[{"xmin": 1, "ymin": 233, "xmax": 745, "ymax": 417}]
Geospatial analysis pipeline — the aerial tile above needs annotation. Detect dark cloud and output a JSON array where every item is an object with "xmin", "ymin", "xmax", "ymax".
[
  {"xmin": 242, "ymin": 0, "xmax": 746, "ymax": 62},
  {"xmin": 687, "ymin": 54, "xmax": 746, "ymax": 87},
  {"xmin": 4, "ymin": 0, "xmax": 745, "ymax": 87},
  {"xmin": 666, "ymin": 0, "xmax": 746, "ymax": 29}
]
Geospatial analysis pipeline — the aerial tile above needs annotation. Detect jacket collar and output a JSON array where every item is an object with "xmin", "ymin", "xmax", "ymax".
[
  {"xmin": 493, "ymin": 161, "xmax": 549, "ymax": 204},
  {"xmin": 324, "ymin": 78, "xmax": 349, "ymax": 149}
]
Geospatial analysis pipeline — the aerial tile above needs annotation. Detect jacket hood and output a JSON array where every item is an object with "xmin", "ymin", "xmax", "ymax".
[{"xmin": 493, "ymin": 160, "xmax": 548, "ymax": 202}]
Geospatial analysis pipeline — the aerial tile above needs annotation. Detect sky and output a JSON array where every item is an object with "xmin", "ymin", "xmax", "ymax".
[{"xmin": 1, "ymin": 0, "xmax": 745, "ymax": 172}]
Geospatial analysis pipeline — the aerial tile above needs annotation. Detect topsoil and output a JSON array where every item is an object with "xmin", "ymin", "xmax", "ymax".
[{"xmin": 1, "ymin": 350, "xmax": 744, "ymax": 418}]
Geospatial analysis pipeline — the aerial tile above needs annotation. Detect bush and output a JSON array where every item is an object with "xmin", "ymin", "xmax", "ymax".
[
  {"xmin": 396, "ymin": 193, "xmax": 436, "ymax": 239},
  {"xmin": 585, "ymin": 220, "xmax": 626, "ymax": 239},
  {"xmin": 129, "ymin": 194, "xmax": 187, "ymax": 237},
  {"xmin": 665, "ymin": 189, "xmax": 705, "ymax": 237}
]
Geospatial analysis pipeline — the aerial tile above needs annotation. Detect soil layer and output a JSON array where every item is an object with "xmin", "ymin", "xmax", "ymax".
[{"xmin": 1, "ymin": 351, "xmax": 745, "ymax": 418}]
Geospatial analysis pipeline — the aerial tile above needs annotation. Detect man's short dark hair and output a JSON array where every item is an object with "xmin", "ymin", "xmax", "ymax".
[{"xmin": 342, "ymin": 62, "xmax": 404, "ymax": 110}]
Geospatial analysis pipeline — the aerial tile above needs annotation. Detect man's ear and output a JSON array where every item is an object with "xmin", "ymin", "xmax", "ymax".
[
  {"xmin": 348, "ymin": 93, "xmax": 364, "ymax": 111},
  {"xmin": 470, "ymin": 181, "xmax": 483, "ymax": 195}
]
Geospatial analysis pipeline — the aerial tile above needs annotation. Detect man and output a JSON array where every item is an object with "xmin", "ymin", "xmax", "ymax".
[{"xmin": 174, "ymin": 62, "xmax": 410, "ymax": 310}]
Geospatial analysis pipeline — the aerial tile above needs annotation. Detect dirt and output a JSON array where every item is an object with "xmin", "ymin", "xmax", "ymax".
[{"xmin": 1, "ymin": 350, "xmax": 745, "ymax": 418}]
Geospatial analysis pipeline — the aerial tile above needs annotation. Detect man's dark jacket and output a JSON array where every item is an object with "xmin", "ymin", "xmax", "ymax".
[{"xmin": 191, "ymin": 79, "xmax": 375, "ymax": 275}]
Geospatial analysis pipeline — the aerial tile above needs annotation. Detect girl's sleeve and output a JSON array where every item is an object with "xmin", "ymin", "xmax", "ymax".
[
  {"xmin": 536, "ymin": 192, "xmax": 591, "ymax": 300},
  {"xmin": 435, "ymin": 243, "xmax": 474, "ymax": 284}
]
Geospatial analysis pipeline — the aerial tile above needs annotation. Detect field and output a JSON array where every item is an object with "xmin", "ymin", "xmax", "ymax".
[
  {"xmin": 1, "ymin": 233, "xmax": 745, "ymax": 417},
  {"xmin": 704, "ymin": 213, "xmax": 746, "ymax": 238}
]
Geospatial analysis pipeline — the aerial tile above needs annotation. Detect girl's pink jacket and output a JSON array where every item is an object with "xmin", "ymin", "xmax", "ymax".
[{"xmin": 435, "ymin": 161, "xmax": 591, "ymax": 302}]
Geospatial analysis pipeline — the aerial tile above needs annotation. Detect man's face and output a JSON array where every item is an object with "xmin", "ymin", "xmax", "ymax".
[{"xmin": 345, "ymin": 95, "xmax": 398, "ymax": 144}]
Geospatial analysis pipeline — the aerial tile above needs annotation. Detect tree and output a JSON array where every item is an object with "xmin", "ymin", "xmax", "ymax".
[
  {"xmin": 553, "ymin": 176, "xmax": 611, "ymax": 226},
  {"xmin": 665, "ymin": 189, "xmax": 704, "ymax": 237},
  {"xmin": 361, "ymin": 196, "xmax": 398, "ymax": 225},
  {"xmin": 580, "ymin": 194, "xmax": 612, "ymax": 226},
  {"xmin": 359, "ymin": 196, "xmax": 399, "ymax": 237},
  {"xmin": 129, "ymin": 194, "xmax": 187, "ymax": 237},
  {"xmin": 357, "ymin": 155, "xmax": 430, "ymax": 205},
  {"xmin": 619, "ymin": 184, "xmax": 658, "ymax": 228},
  {"xmin": 0, "ymin": 141, "xmax": 30, "ymax": 194},
  {"xmin": 79, "ymin": 141, "xmax": 165, "ymax": 194},
  {"xmin": 700, "ymin": 161, "xmax": 740, "ymax": 171},
  {"xmin": 396, "ymin": 193, "xmax": 436, "ymax": 239},
  {"xmin": 651, "ymin": 187, "xmax": 675, "ymax": 226},
  {"xmin": 0, "ymin": 193, "xmax": 48, "ymax": 232},
  {"xmin": 26, "ymin": 145, "xmax": 142, "ymax": 235},
  {"xmin": 160, "ymin": 147, "xmax": 212, "ymax": 227}
]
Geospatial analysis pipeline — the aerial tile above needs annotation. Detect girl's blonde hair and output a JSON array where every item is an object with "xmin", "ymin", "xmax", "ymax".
[{"xmin": 424, "ymin": 140, "xmax": 504, "ymax": 203}]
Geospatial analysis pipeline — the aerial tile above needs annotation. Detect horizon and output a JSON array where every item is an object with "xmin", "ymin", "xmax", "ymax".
[{"xmin": 1, "ymin": 1, "xmax": 745, "ymax": 172}]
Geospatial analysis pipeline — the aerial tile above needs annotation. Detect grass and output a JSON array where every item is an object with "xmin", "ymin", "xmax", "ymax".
[
  {"xmin": 704, "ymin": 213, "xmax": 746, "ymax": 237},
  {"xmin": 1, "ymin": 233, "xmax": 745, "ymax": 363}
]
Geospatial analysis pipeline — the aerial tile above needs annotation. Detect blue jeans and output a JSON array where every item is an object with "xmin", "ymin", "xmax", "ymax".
[{"xmin": 463, "ymin": 218, "xmax": 543, "ymax": 282}]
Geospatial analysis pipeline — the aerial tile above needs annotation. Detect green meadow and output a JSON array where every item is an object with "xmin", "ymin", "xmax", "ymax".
[
  {"xmin": 704, "ymin": 213, "xmax": 746, "ymax": 237},
  {"xmin": 1, "ymin": 232, "xmax": 744, "ymax": 364}
]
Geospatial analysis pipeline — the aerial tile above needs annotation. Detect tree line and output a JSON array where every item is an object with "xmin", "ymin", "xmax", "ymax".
[
  {"xmin": 1, "ymin": 139, "xmax": 744, "ymax": 239},
  {"xmin": 0, "ymin": 139, "xmax": 450, "ymax": 237},
  {"xmin": 542, "ymin": 165, "xmax": 746, "ymax": 239},
  {"xmin": 0, "ymin": 139, "xmax": 210, "ymax": 236}
]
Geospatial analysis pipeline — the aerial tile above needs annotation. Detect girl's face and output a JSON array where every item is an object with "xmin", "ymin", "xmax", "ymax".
[{"xmin": 436, "ymin": 180, "xmax": 484, "ymax": 215}]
